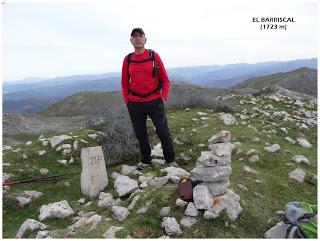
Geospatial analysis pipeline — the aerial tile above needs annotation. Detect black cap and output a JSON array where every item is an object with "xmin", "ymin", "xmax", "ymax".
[{"xmin": 131, "ymin": 28, "xmax": 145, "ymax": 36}]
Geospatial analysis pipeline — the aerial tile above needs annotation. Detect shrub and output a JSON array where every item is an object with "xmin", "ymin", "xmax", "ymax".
[{"xmin": 101, "ymin": 105, "xmax": 139, "ymax": 164}]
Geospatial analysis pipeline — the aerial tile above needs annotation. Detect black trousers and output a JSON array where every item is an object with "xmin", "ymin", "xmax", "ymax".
[{"xmin": 127, "ymin": 97, "xmax": 175, "ymax": 164}]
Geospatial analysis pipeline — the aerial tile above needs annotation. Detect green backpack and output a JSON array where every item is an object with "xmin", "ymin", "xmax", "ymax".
[{"xmin": 284, "ymin": 201, "xmax": 317, "ymax": 238}]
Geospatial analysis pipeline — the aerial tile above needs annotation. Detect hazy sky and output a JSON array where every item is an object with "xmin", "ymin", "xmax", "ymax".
[{"xmin": 2, "ymin": 0, "xmax": 318, "ymax": 82}]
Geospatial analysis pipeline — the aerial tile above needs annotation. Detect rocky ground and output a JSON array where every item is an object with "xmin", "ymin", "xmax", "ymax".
[
  {"xmin": 2, "ymin": 89, "xmax": 317, "ymax": 238},
  {"xmin": 2, "ymin": 113, "xmax": 88, "ymax": 137}
]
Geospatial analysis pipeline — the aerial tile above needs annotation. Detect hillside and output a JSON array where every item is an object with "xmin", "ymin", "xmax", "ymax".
[
  {"xmin": 39, "ymin": 91, "xmax": 123, "ymax": 117},
  {"xmin": 2, "ymin": 90, "xmax": 317, "ymax": 238},
  {"xmin": 231, "ymin": 68, "xmax": 317, "ymax": 96},
  {"xmin": 3, "ymin": 97, "xmax": 59, "ymax": 113},
  {"xmin": 38, "ymin": 81, "xmax": 250, "ymax": 118}
]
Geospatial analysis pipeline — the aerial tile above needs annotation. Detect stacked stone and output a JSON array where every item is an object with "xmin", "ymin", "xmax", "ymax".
[{"xmin": 190, "ymin": 130, "xmax": 242, "ymax": 220}]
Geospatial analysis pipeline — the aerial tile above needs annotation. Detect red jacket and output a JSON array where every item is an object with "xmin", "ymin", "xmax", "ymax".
[{"xmin": 121, "ymin": 49, "xmax": 170, "ymax": 104}]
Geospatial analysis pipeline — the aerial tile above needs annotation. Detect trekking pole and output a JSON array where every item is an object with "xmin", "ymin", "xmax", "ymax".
[{"xmin": 2, "ymin": 172, "xmax": 80, "ymax": 186}]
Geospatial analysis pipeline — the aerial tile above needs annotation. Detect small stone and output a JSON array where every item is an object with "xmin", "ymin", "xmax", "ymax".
[
  {"xmin": 176, "ymin": 198, "xmax": 188, "ymax": 207},
  {"xmin": 39, "ymin": 200, "xmax": 74, "ymax": 221},
  {"xmin": 204, "ymin": 210, "xmax": 219, "ymax": 219},
  {"xmin": 185, "ymin": 202, "xmax": 198, "ymax": 217},
  {"xmin": 264, "ymin": 144, "xmax": 281, "ymax": 153},
  {"xmin": 288, "ymin": 169, "xmax": 306, "ymax": 183},
  {"xmin": 297, "ymin": 137, "xmax": 312, "ymax": 148},
  {"xmin": 15, "ymin": 219, "xmax": 48, "ymax": 238},
  {"xmin": 16, "ymin": 196, "xmax": 32, "ymax": 208},
  {"xmin": 111, "ymin": 206, "xmax": 130, "ymax": 221},
  {"xmin": 102, "ymin": 226, "xmax": 124, "ymax": 238},
  {"xmin": 180, "ymin": 216, "xmax": 197, "ymax": 228},
  {"xmin": 152, "ymin": 159, "xmax": 166, "ymax": 166},
  {"xmin": 161, "ymin": 217, "xmax": 182, "ymax": 236},
  {"xmin": 23, "ymin": 190, "xmax": 43, "ymax": 199},
  {"xmin": 285, "ymin": 137, "xmax": 296, "ymax": 144},
  {"xmin": 242, "ymin": 166, "xmax": 257, "ymax": 174},
  {"xmin": 137, "ymin": 206, "xmax": 149, "ymax": 214},
  {"xmin": 57, "ymin": 159, "xmax": 68, "ymax": 165},
  {"xmin": 38, "ymin": 150, "xmax": 46, "ymax": 156},
  {"xmin": 208, "ymin": 131, "xmax": 231, "ymax": 144},
  {"xmin": 292, "ymin": 155, "xmax": 310, "ymax": 165},
  {"xmin": 38, "ymin": 168, "xmax": 49, "ymax": 176},
  {"xmin": 248, "ymin": 154, "xmax": 260, "ymax": 163},
  {"xmin": 128, "ymin": 195, "xmax": 140, "ymax": 210},
  {"xmin": 160, "ymin": 207, "xmax": 171, "ymax": 217}
]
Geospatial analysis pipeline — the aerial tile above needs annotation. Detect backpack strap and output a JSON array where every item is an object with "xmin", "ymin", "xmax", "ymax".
[
  {"xmin": 149, "ymin": 49, "xmax": 155, "ymax": 65},
  {"xmin": 127, "ymin": 53, "xmax": 133, "ymax": 71}
]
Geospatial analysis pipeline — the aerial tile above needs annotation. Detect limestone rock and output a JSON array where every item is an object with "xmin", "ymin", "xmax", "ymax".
[
  {"xmin": 23, "ymin": 190, "xmax": 43, "ymax": 199},
  {"xmin": 39, "ymin": 168, "xmax": 49, "ymax": 176},
  {"xmin": 148, "ymin": 176, "xmax": 169, "ymax": 186},
  {"xmin": 180, "ymin": 216, "xmax": 197, "ymax": 228},
  {"xmin": 151, "ymin": 143, "xmax": 164, "ymax": 157},
  {"xmin": 15, "ymin": 219, "xmax": 48, "ymax": 238},
  {"xmin": 196, "ymin": 151, "xmax": 231, "ymax": 167},
  {"xmin": 152, "ymin": 159, "xmax": 166, "ymax": 166},
  {"xmin": 128, "ymin": 195, "xmax": 140, "ymax": 211},
  {"xmin": 264, "ymin": 144, "xmax": 281, "ymax": 153},
  {"xmin": 204, "ymin": 210, "xmax": 219, "ymax": 219},
  {"xmin": 50, "ymin": 135, "xmax": 72, "ymax": 148},
  {"xmin": 98, "ymin": 192, "xmax": 117, "ymax": 208},
  {"xmin": 208, "ymin": 131, "xmax": 231, "ymax": 144},
  {"xmin": 16, "ymin": 196, "xmax": 32, "ymax": 208},
  {"xmin": 193, "ymin": 184, "xmax": 212, "ymax": 210},
  {"xmin": 203, "ymin": 180, "xmax": 230, "ymax": 196},
  {"xmin": 121, "ymin": 165, "xmax": 137, "ymax": 175},
  {"xmin": 218, "ymin": 113, "xmax": 236, "ymax": 125},
  {"xmin": 288, "ymin": 169, "xmax": 306, "ymax": 183},
  {"xmin": 68, "ymin": 214, "xmax": 102, "ymax": 231},
  {"xmin": 36, "ymin": 230, "xmax": 53, "ymax": 239},
  {"xmin": 160, "ymin": 207, "xmax": 171, "ymax": 217},
  {"xmin": 285, "ymin": 137, "xmax": 296, "ymax": 144},
  {"xmin": 39, "ymin": 200, "xmax": 75, "ymax": 221},
  {"xmin": 114, "ymin": 175, "xmax": 138, "ymax": 197},
  {"xmin": 185, "ymin": 202, "xmax": 198, "ymax": 217},
  {"xmin": 211, "ymin": 189, "xmax": 243, "ymax": 220},
  {"xmin": 161, "ymin": 217, "xmax": 182, "ymax": 236},
  {"xmin": 292, "ymin": 155, "xmax": 310, "ymax": 165},
  {"xmin": 111, "ymin": 206, "xmax": 130, "ymax": 221},
  {"xmin": 264, "ymin": 221, "xmax": 288, "ymax": 238},
  {"xmin": 176, "ymin": 198, "xmax": 188, "ymax": 207},
  {"xmin": 191, "ymin": 165, "xmax": 232, "ymax": 182},
  {"xmin": 297, "ymin": 137, "xmax": 312, "ymax": 148},
  {"xmin": 208, "ymin": 142, "xmax": 235, "ymax": 156},
  {"xmin": 102, "ymin": 226, "xmax": 124, "ymax": 238},
  {"xmin": 160, "ymin": 166, "xmax": 190, "ymax": 179}
]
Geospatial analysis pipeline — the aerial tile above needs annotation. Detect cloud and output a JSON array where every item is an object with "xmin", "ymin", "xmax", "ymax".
[{"xmin": 2, "ymin": 0, "xmax": 317, "ymax": 81}]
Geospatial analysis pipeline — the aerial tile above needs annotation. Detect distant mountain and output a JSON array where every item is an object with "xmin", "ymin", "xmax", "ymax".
[
  {"xmin": 3, "ymin": 58, "xmax": 316, "ymax": 102},
  {"xmin": 3, "ymin": 97, "xmax": 59, "ymax": 113},
  {"xmin": 183, "ymin": 58, "xmax": 317, "ymax": 88},
  {"xmin": 3, "ymin": 76, "xmax": 120, "ymax": 101},
  {"xmin": 231, "ymin": 67, "xmax": 317, "ymax": 97}
]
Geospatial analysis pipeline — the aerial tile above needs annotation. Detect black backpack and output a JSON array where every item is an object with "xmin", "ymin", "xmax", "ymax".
[{"xmin": 127, "ymin": 49, "xmax": 162, "ymax": 98}]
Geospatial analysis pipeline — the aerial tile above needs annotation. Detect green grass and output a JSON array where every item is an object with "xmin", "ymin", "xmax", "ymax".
[{"xmin": 2, "ymin": 95, "xmax": 317, "ymax": 238}]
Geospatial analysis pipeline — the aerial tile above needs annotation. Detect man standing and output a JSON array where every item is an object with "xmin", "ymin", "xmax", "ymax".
[{"xmin": 121, "ymin": 28, "xmax": 177, "ymax": 170}]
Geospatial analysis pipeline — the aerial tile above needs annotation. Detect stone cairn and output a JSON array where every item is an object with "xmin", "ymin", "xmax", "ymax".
[{"xmin": 190, "ymin": 130, "xmax": 242, "ymax": 220}]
